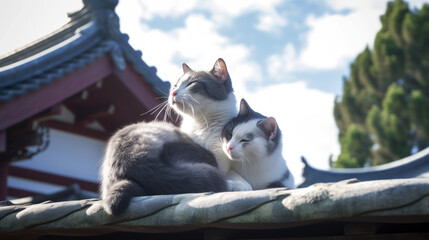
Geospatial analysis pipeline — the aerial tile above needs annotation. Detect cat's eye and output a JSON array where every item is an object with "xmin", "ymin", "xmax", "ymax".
[
  {"xmin": 185, "ymin": 82, "xmax": 194, "ymax": 88},
  {"xmin": 185, "ymin": 81, "xmax": 198, "ymax": 88},
  {"xmin": 240, "ymin": 139, "xmax": 250, "ymax": 143}
]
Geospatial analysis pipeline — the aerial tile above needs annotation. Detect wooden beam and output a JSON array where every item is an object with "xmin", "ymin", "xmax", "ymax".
[
  {"xmin": 8, "ymin": 165, "xmax": 99, "ymax": 192},
  {"xmin": 45, "ymin": 120, "xmax": 110, "ymax": 141},
  {"xmin": 0, "ymin": 54, "xmax": 114, "ymax": 132},
  {"xmin": 113, "ymin": 61, "xmax": 163, "ymax": 111},
  {"xmin": 31, "ymin": 104, "xmax": 62, "ymax": 122},
  {"xmin": 6, "ymin": 105, "xmax": 63, "ymax": 141},
  {"xmin": 63, "ymin": 80, "xmax": 105, "ymax": 107},
  {"xmin": 75, "ymin": 104, "xmax": 115, "ymax": 125}
]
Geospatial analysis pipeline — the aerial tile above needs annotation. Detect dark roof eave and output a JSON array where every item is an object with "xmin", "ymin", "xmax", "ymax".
[
  {"xmin": 0, "ymin": 0, "xmax": 170, "ymax": 102},
  {"xmin": 0, "ymin": 23, "xmax": 102, "ymax": 89},
  {"xmin": 299, "ymin": 147, "xmax": 429, "ymax": 187}
]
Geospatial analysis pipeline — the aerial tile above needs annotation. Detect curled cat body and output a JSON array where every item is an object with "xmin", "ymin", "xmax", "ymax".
[
  {"xmin": 222, "ymin": 99, "xmax": 295, "ymax": 189},
  {"xmin": 169, "ymin": 58, "xmax": 252, "ymax": 191},
  {"xmin": 100, "ymin": 121, "xmax": 227, "ymax": 215}
]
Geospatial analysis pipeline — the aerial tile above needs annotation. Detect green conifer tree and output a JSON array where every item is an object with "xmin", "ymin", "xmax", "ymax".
[{"xmin": 331, "ymin": 0, "xmax": 429, "ymax": 168}]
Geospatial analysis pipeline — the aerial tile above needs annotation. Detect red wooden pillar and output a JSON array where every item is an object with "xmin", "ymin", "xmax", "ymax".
[
  {"xmin": 0, "ymin": 161, "xmax": 8, "ymax": 200},
  {"xmin": 0, "ymin": 131, "xmax": 7, "ymax": 200}
]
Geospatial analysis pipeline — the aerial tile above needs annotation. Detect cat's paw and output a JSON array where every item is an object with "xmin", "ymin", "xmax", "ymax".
[{"xmin": 227, "ymin": 179, "xmax": 253, "ymax": 191}]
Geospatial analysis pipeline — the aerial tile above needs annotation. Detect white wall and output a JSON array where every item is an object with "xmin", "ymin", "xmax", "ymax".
[{"xmin": 11, "ymin": 128, "xmax": 106, "ymax": 182}]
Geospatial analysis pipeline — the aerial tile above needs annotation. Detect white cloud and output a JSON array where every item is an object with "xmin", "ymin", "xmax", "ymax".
[
  {"xmin": 117, "ymin": 1, "xmax": 262, "ymax": 88},
  {"xmin": 135, "ymin": 0, "xmax": 198, "ymax": 20},
  {"xmin": 0, "ymin": 0, "xmax": 82, "ymax": 56},
  {"xmin": 267, "ymin": 43, "xmax": 297, "ymax": 78},
  {"xmin": 324, "ymin": 0, "xmax": 387, "ymax": 12},
  {"xmin": 407, "ymin": 0, "xmax": 429, "ymax": 9},
  {"xmin": 267, "ymin": 0, "xmax": 385, "ymax": 77},
  {"xmin": 187, "ymin": 0, "xmax": 288, "ymax": 33},
  {"xmin": 255, "ymin": 9, "xmax": 288, "ymax": 33},
  {"xmin": 123, "ymin": 0, "xmax": 287, "ymax": 34},
  {"xmin": 298, "ymin": 10, "xmax": 381, "ymax": 70},
  {"xmin": 205, "ymin": 0, "xmax": 284, "ymax": 17},
  {"xmin": 325, "ymin": 0, "xmax": 429, "ymax": 12},
  {"xmin": 267, "ymin": 0, "xmax": 429, "ymax": 76},
  {"xmin": 319, "ymin": 0, "xmax": 429, "ymax": 68},
  {"xmin": 117, "ymin": 0, "xmax": 339, "ymax": 180}
]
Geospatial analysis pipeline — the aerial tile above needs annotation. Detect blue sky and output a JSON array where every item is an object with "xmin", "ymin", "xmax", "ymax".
[
  {"xmin": 115, "ymin": 0, "xmax": 428, "ymax": 180},
  {"xmin": 1, "ymin": 0, "xmax": 428, "ymax": 183}
]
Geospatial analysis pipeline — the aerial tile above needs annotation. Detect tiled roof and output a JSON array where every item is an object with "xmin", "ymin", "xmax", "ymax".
[
  {"xmin": 0, "ymin": 0, "xmax": 170, "ymax": 102},
  {"xmin": 299, "ymin": 147, "xmax": 429, "ymax": 187},
  {"xmin": 1, "ymin": 178, "xmax": 429, "ymax": 238}
]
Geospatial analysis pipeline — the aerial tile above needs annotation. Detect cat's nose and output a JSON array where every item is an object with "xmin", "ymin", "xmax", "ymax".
[
  {"xmin": 172, "ymin": 92, "xmax": 177, "ymax": 97},
  {"xmin": 227, "ymin": 146, "xmax": 233, "ymax": 151}
]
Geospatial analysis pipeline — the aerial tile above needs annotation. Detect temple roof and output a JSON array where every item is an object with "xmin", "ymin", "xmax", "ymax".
[
  {"xmin": 0, "ymin": 0, "xmax": 172, "ymax": 162},
  {"xmin": 0, "ymin": 0, "xmax": 170, "ymax": 102},
  {"xmin": 299, "ymin": 147, "xmax": 429, "ymax": 188},
  {"xmin": 1, "ymin": 178, "xmax": 429, "ymax": 239}
]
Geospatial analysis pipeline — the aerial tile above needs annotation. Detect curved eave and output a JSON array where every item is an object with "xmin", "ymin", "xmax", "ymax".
[
  {"xmin": 0, "ymin": 0, "xmax": 170, "ymax": 102},
  {"xmin": 299, "ymin": 147, "xmax": 429, "ymax": 187},
  {"xmin": 0, "ymin": 41, "xmax": 120, "ymax": 102},
  {"xmin": 0, "ymin": 23, "xmax": 102, "ymax": 89}
]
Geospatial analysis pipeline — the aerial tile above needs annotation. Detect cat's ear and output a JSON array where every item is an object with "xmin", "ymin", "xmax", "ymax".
[
  {"xmin": 258, "ymin": 117, "xmax": 278, "ymax": 140},
  {"xmin": 210, "ymin": 58, "xmax": 229, "ymax": 83},
  {"xmin": 182, "ymin": 63, "xmax": 193, "ymax": 74},
  {"xmin": 238, "ymin": 99, "xmax": 251, "ymax": 116}
]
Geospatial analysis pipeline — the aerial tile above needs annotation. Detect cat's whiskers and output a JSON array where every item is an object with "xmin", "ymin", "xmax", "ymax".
[
  {"xmin": 235, "ymin": 152, "xmax": 247, "ymax": 174},
  {"xmin": 236, "ymin": 152, "xmax": 252, "ymax": 174},
  {"xmin": 166, "ymin": 103, "xmax": 173, "ymax": 121},
  {"xmin": 185, "ymin": 99, "xmax": 196, "ymax": 120},
  {"xmin": 166, "ymin": 104, "xmax": 175, "ymax": 122},
  {"xmin": 163, "ymin": 104, "xmax": 170, "ymax": 122},
  {"xmin": 154, "ymin": 102, "xmax": 170, "ymax": 116},
  {"xmin": 181, "ymin": 95, "xmax": 209, "ymax": 129},
  {"xmin": 181, "ymin": 99, "xmax": 186, "ymax": 114},
  {"xmin": 154, "ymin": 102, "xmax": 169, "ymax": 120},
  {"xmin": 184, "ymin": 94, "xmax": 200, "ymax": 104},
  {"xmin": 181, "ymin": 97, "xmax": 196, "ymax": 120},
  {"xmin": 175, "ymin": 108, "xmax": 181, "ymax": 123},
  {"xmin": 243, "ymin": 155, "xmax": 253, "ymax": 172},
  {"xmin": 155, "ymin": 96, "xmax": 168, "ymax": 100},
  {"xmin": 211, "ymin": 147, "xmax": 224, "ymax": 153},
  {"xmin": 140, "ymin": 100, "xmax": 167, "ymax": 116},
  {"xmin": 161, "ymin": 99, "xmax": 173, "ymax": 122},
  {"xmin": 155, "ymin": 87, "xmax": 169, "ymax": 96},
  {"xmin": 190, "ymin": 102, "xmax": 209, "ymax": 129}
]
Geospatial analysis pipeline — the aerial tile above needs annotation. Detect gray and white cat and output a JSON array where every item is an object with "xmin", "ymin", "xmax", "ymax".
[
  {"xmin": 222, "ymin": 99, "xmax": 295, "ymax": 189},
  {"xmin": 100, "ymin": 121, "xmax": 227, "ymax": 215},
  {"xmin": 169, "ymin": 58, "xmax": 252, "ymax": 191}
]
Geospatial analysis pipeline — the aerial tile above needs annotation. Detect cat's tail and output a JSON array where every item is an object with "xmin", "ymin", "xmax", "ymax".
[
  {"xmin": 102, "ymin": 162, "xmax": 227, "ymax": 216},
  {"xmin": 102, "ymin": 179, "xmax": 144, "ymax": 216}
]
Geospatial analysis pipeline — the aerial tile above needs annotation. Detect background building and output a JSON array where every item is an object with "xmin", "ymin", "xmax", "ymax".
[{"xmin": 0, "ymin": 0, "xmax": 170, "ymax": 201}]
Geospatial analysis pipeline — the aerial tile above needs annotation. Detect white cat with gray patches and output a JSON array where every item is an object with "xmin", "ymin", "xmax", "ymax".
[
  {"xmin": 100, "ymin": 121, "xmax": 228, "ymax": 216},
  {"xmin": 222, "ymin": 99, "xmax": 295, "ymax": 189},
  {"xmin": 169, "ymin": 58, "xmax": 252, "ymax": 191}
]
